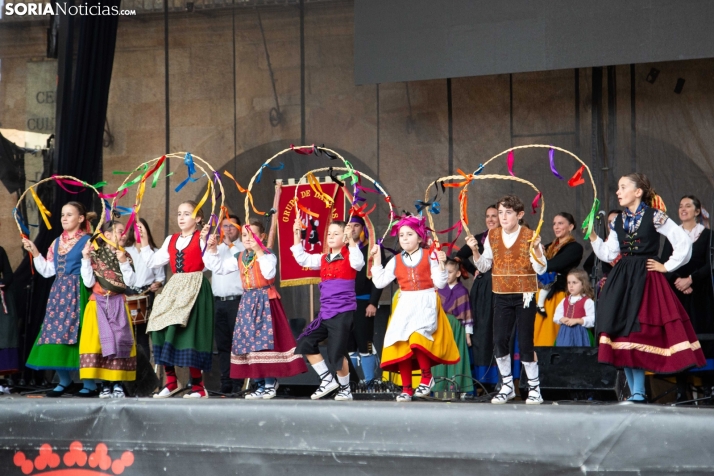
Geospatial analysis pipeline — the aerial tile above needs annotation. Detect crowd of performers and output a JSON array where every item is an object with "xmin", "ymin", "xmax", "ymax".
[{"xmin": 0, "ymin": 172, "xmax": 711, "ymax": 404}]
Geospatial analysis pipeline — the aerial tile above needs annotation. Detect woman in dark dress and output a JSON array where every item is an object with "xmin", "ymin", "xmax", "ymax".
[
  {"xmin": 456, "ymin": 205, "xmax": 499, "ymax": 385},
  {"xmin": 534, "ymin": 213, "xmax": 583, "ymax": 346},
  {"xmin": 660, "ymin": 195, "xmax": 714, "ymax": 402}
]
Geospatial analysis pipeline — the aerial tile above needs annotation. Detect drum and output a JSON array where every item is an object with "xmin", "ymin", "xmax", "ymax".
[{"xmin": 126, "ymin": 294, "xmax": 150, "ymax": 325}]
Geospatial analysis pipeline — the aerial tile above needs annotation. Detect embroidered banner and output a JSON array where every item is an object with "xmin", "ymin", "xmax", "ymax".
[{"xmin": 277, "ymin": 182, "xmax": 345, "ymax": 287}]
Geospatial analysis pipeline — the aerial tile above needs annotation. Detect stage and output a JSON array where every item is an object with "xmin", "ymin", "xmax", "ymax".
[{"xmin": 0, "ymin": 397, "xmax": 713, "ymax": 475}]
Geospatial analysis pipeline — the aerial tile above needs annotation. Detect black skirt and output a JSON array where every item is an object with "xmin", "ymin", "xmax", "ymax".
[
  {"xmin": 470, "ymin": 270, "xmax": 494, "ymax": 367},
  {"xmin": 595, "ymin": 256, "xmax": 648, "ymax": 339}
]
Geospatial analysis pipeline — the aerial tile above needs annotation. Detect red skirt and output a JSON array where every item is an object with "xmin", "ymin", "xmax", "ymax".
[
  {"xmin": 230, "ymin": 298, "xmax": 308, "ymax": 379},
  {"xmin": 598, "ymin": 271, "xmax": 706, "ymax": 373}
]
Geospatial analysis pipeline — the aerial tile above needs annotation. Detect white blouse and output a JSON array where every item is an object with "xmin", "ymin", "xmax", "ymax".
[
  {"xmin": 80, "ymin": 258, "xmax": 136, "ymax": 289},
  {"xmin": 125, "ymin": 245, "xmax": 166, "ymax": 287},
  {"xmin": 553, "ymin": 295, "xmax": 595, "ymax": 328},
  {"xmin": 592, "ymin": 218, "xmax": 691, "ymax": 272},
  {"xmin": 203, "ymin": 250, "xmax": 277, "ymax": 281},
  {"xmin": 290, "ymin": 244, "xmax": 365, "ymax": 272}
]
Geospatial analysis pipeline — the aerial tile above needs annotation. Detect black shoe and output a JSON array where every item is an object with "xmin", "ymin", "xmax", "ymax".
[
  {"xmin": 536, "ymin": 307, "xmax": 547, "ymax": 317},
  {"xmin": 74, "ymin": 388, "xmax": 100, "ymax": 398},
  {"xmin": 46, "ymin": 383, "xmax": 72, "ymax": 398},
  {"xmin": 219, "ymin": 384, "xmax": 234, "ymax": 395}
]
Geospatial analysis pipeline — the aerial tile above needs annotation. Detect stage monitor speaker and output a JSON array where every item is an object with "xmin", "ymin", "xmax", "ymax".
[{"xmin": 519, "ymin": 347, "xmax": 626, "ymax": 401}]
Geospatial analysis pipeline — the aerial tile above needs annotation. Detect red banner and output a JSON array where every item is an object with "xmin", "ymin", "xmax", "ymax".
[{"xmin": 277, "ymin": 182, "xmax": 345, "ymax": 286}]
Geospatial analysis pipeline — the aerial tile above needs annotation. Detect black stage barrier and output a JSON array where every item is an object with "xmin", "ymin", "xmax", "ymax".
[{"xmin": 1, "ymin": 399, "xmax": 713, "ymax": 475}]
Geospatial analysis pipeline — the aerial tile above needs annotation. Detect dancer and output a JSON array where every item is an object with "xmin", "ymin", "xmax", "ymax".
[
  {"xmin": 347, "ymin": 216, "xmax": 383, "ymax": 385},
  {"xmin": 591, "ymin": 173, "xmax": 705, "ymax": 403},
  {"xmin": 205, "ymin": 219, "xmax": 306, "ymax": 399},
  {"xmin": 456, "ymin": 204, "xmax": 499, "ymax": 386},
  {"xmin": 140, "ymin": 200, "xmax": 214, "ymax": 399},
  {"xmin": 79, "ymin": 220, "xmax": 137, "ymax": 398},
  {"xmin": 553, "ymin": 269, "xmax": 595, "ymax": 347},
  {"xmin": 22, "ymin": 202, "xmax": 95, "ymax": 397},
  {"xmin": 660, "ymin": 195, "xmax": 714, "ymax": 402},
  {"xmin": 124, "ymin": 218, "xmax": 165, "ymax": 358},
  {"xmin": 291, "ymin": 219, "xmax": 363, "ymax": 401},
  {"xmin": 371, "ymin": 215, "xmax": 458, "ymax": 402},
  {"xmin": 466, "ymin": 195, "xmax": 547, "ymax": 404}
]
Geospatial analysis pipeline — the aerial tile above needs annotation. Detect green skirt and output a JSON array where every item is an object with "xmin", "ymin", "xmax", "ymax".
[
  {"xmin": 26, "ymin": 285, "xmax": 89, "ymax": 371},
  {"xmin": 432, "ymin": 313, "xmax": 473, "ymax": 393},
  {"xmin": 151, "ymin": 277, "xmax": 214, "ymax": 370}
]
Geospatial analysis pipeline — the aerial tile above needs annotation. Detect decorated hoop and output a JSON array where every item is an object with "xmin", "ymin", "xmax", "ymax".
[
  {"xmin": 109, "ymin": 152, "xmax": 225, "ymax": 244},
  {"xmin": 467, "ymin": 144, "xmax": 598, "ymax": 235},
  {"xmin": 293, "ymin": 166, "xmax": 397, "ymax": 274},
  {"xmin": 14, "ymin": 175, "xmax": 107, "ymax": 270},
  {"xmin": 236, "ymin": 145, "xmax": 355, "ymax": 223},
  {"xmin": 424, "ymin": 173, "xmax": 546, "ymax": 265}
]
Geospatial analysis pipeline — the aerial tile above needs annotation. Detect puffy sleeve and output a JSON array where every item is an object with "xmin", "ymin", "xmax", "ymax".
[
  {"xmin": 257, "ymin": 253, "xmax": 278, "ymax": 280},
  {"xmin": 153, "ymin": 260, "xmax": 166, "ymax": 284},
  {"xmin": 371, "ymin": 256, "xmax": 397, "ymax": 289},
  {"xmin": 552, "ymin": 298, "xmax": 565, "ymax": 324},
  {"xmin": 290, "ymin": 244, "xmax": 322, "ymax": 270},
  {"xmin": 33, "ymin": 239, "xmax": 57, "ymax": 278},
  {"xmin": 348, "ymin": 245, "xmax": 365, "ymax": 272},
  {"xmin": 120, "ymin": 260, "xmax": 136, "ymax": 287},
  {"xmin": 430, "ymin": 252, "xmax": 447, "ymax": 289},
  {"xmin": 657, "ymin": 216, "xmax": 692, "ymax": 272},
  {"xmin": 474, "ymin": 236, "xmax": 493, "ymax": 273},
  {"xmin": 530, "ymin": 245, "xmax": 548, "ymax": 275},
  {"xmin": 141, "ymin": 236, "xmax": 172, "ymax": 269},
  {"xmin": 202, "ymin": 249, "xmax": 239, "ymax": 275},
  {"xmin": 583, "ymin": 298, "xmax": 596, "ymax": 328},
  {"xmin": 591, "ymin": 231, "xmax": 620, "ymax": 263},
  {"xmin": 81, "ymin": 258, "xmax": 95, "ymax": 287}
]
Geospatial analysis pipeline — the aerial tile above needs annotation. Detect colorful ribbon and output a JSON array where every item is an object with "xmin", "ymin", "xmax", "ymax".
[
  {"xmin": 290, "ymin": 144, "xmax": 316, "ymax": 155},
  {"xmin": 507, "ymin": 151, "xmax": 516, "ymax": 176},
  {"xmin": 224, "ymin": 171, "xmax": 269, "ymax": 216},
  {"xmin": 531, "ymin": 192, "xmax": 542, "ymax": 214},
  {"xmin": 415, "ymin": 200, "xmax": 440, "ymax": 215},
  {"xmin": 13, "ymin": 208, "xmax": 36, "ymax": 235},
  {"xmin": 29, "ymin": 187, "xmax": 52, "ymax": 230},
  {"xmin": 581, "ymin": 198, "xmax": 600, "ymax": 236},
  {"xmin": 256, "ymin": 161, "xmax": 284, "ymax": 184},
  {"xmin": 549, "ymin": 148, "xmax": 563, "ymax": 180},
  {"xmin": 175, "ymin": 152, "xmax": 201, "ymax": 192},
  {"xmin": 192, "ymin": 180, "xmax": 212, "ymax": 220},
  {"xmin": 306, "ymin": 173, "xmax": 334, "ymax": 208},
  {"xmin": 568, "ymin": 165, "xmax": 586, "ymax": 187},
  {"xmin": 297, "ymin": 202, "xmax": 319, "ymax": 219}
]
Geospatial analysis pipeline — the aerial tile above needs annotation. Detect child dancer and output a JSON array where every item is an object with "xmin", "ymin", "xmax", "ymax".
[
  {"xmin": 291, "ymin": 219, "xmax": 364, "ymax": 401},
  {"xmin": 466, "ymin": 195, "xmax": 547, "ymax": 404},
  {"xmin": 553, "ymin": 269, "xmax": 595, "ymax": 347},
  {"xmin": 22, "ymin": 202, "xmax": 96, "ymax": 397},
  {"xmin": 590, "ymin": 173, "xmax": 705, "ymax": 402},
  {"xmin": 204, "ymin": 220, "xmax": 307, "ymax": 399},
  {"xmin": 371, "ymin": 215, "xmax": 459, "ymax": 402},
  {"xmin": 433, "ymin": 257, "xmax": 473, "ymax": 393},
  {"xmin": 79, "ymin": 220, "xmax": 137, "ymax": 398},
  {"xmin": 140, "ymin": 201, "xmax": 214, "ymax": 399}
]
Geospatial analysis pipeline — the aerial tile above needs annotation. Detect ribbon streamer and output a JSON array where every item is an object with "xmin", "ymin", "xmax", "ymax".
[
  {"xmin": 290, "ymin": 144, "xmax": 316, "ymax": 155},
  {"xmin": 224, "ymin": 171, "xmax": 270, "ymax": 216},
  {"xmin": 549, "ymin": 148, "xmax": 564, "ymax": 180},
  {"xmin": 415, "ymin": 200, "xmax": 440, "ymax": 215},
  {"xmin": 531, "ymin": 192, "xmax": 542, "ymax": 214},
  {"xmin": 507, "ymin": 151, "xmax": 516, "ymax": 177},
  {"xmin": 256, "ymin": 162, "xmax": 284, "ymax": 184},
  {"xmin": 29, "ymin": 187, "xmax": 52, "ymax": 230},
  {"xmin": 192, "ymin": 180, "xmax": 212, "ymax": 219},
  {"xmin": 13, "ymin": 208, "xmax": 36, "ymax": 235},
  {"xmin": 306, "ymin": 173, "xmax": 334, "ymax": 208},
  {"xmin": 297, "ymin": 202, "xmax": 319, "ymax": 219},
  {"xmin": 175, "ymin": 152, "xmax": 200, "ymax": 192},
  {"xmin": 568, "ymin": 165, "xmax": 586, "ymax": 187},
  {"xmin": 317, "ymin": 145, "xmax": 338, "ymax": 160},
  {"xmin": 581, "ymin": 199, "xmax": 601, "ymax": 236}
]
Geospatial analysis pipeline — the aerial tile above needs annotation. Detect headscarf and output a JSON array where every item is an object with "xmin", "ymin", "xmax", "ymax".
[{"xmin": 390, "ymin": 215, "xmax": 428, "ymax": 242}]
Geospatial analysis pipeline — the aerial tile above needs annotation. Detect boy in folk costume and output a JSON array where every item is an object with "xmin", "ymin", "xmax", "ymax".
[
  {"xmin": 291, "ymin": 219, "xmax": 364, "ymax": 401},
  {"xmin": 465, "ymin": 195, "xmax": 547, "ymax": 404}
]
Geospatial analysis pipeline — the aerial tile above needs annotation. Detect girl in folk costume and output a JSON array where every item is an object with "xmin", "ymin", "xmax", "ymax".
[
  {"xmin": 660, "ymin": 195, "xmax": 714, "ymax": 402},
  {"xmin": 22, "ymin": 202, "xmax": 96, "ymax": 397},
  {"xmin": 591, "ymin": 173, "xmax": 705, "ymax": 403},
  {"xmin": 370, "ymin": 215, "xmax": 459, "ymax": 402},
  {"xmin": 291, "ymin": 219, "xmax": 364, "ymax": 401},
  {"xmin": 140, "ymin": 201, "xmax": 214, "ymax": 399},
  {"xmin": 465, "ymin": 195, "xmax": 547, "ymax": 405},
  {"xmin": 204, "ymin": 220, "xmax": 307, "ymax": 399},
  {"xmin": 534, "ymin": 212, "xmax": 583, "ymax": 346},
  {"xmin": 79, "ymin": 221, "xmax": 137, "ymax": 398},
  {"xmin": 553, "ymin": 269, "xmax": 595, "ymax": 347},
  {"xmin": 432, "ymin": 257, "xmax": 473, "ymax": 393}
]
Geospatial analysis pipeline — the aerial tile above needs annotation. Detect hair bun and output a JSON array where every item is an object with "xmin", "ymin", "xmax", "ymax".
[{"xmin": 85, "ymin": 211, "xmax": 98, "ymax": 222}]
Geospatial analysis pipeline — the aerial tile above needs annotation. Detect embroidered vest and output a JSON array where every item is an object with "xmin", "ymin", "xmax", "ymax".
[
  {"xmin": 168, "ymin": 231, "xmax": 204, "ymax": 273},
  {"xmin": 320, "ymin": 246, "xmax": 357, "ymax": 281},
  {"xmin": 238, "ymin": 251, "xmax": 279, "ymax": 299},
  {"xmin": 563, "ymin": 296, "xmax": 587, "ymax": 320},
  {"xmin": 490, "ymin": 227, "xmax": 538, "ymax": 294},
  {"xmin": 394, "ymin": 250, "xmax": 433, "ymax": 291},
  {"xmin": 615, "ymin": 207, "xmax": 660, "ymax": 258}
]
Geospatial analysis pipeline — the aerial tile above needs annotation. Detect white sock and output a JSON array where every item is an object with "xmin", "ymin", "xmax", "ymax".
[
  {"xmin": 496, "ymin": 355, "xmax": 512, "ymax": 377},
  {"xmin": 522, "ymin": 361, "xmax": 540, "ymax": 382},
  {"xmin": 312, "ymin": 360, "xmax": 332, "ymax": 382},
  {"xmin": 337, "ymin": 373, "xmax": 350, "ymax": 387}
]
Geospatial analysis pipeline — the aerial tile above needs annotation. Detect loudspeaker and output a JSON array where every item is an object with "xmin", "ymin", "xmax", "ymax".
[{"xmin": 519, "ymin": 347, "xmax": 626, "ymax": 401}]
